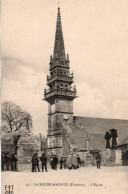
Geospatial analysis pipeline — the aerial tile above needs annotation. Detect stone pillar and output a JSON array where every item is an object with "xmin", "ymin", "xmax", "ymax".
[
  {"xmin": 104, "ymin": 132, "xmax": 111, "ymax": 149},
  {"xmin": 86, "ymin": 136, "xmax": 89, "ymax": 151},
  {"xmin": 109, "ymin": 129, "xmax": 118, "ymax": 149}
]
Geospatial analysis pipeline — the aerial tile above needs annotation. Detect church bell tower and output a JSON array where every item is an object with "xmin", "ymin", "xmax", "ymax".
[{"xmin": 44, "ymin": 7, "xmax": 77, "ymax": 156}]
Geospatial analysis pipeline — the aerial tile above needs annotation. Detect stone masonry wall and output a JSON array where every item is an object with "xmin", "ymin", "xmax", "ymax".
[{"xmin": 55, "ymin": 99, "xmax": 73, "ymax": 113}]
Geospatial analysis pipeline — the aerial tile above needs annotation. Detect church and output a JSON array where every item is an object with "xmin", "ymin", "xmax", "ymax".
[{"xmin": 44, "ymin": 7, "xmax": 128, "ymax": 158}]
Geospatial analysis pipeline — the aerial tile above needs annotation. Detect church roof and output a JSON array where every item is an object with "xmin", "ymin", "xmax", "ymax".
[
  {"xmin": 118, "ymin": 137, "xmax": 128, "ymax": 146},
  {"xmin": 70, "ymin": 116, "xmax": 128, "ymax": 150}
]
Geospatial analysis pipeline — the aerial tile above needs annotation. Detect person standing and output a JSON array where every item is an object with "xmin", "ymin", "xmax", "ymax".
[
  {"xmin": 60, "ymin": 157, "xmax": 63, "ymax": 169},
  {"xmin": 31, "ymin": 153, "xmax": 40, "ymax": 172},
  {"xmin": 66, "ymin": 154, "xmax": 72, "ymax": 170},
  {"xmin": 77, "ymin": 155, "xmax": 81, "ymax": 167},
  {"xmin": 125, "ymin": 150, "xmax": 128, "ymax": 166},
  {"xmin": 40, "ymin": 153, "xmax": 48, "ymax": 172},
  {"xmin": 95, "ymin": 152, "xmax": 101, "ymax": 169},
  {"xmin": 1, "ymin": 152, "xmax": 5, "ymax": 171},
  {"xmin": 31, "ymin": 154, "xmax": 36, "ymax": 172},
  {"xmin": 4, "ymin": 152, "xmax": 10, "ymax": 171},
  {"xmin": 50, "ymin": 153, "xmax": 54, "ymax": 170},
  {"xmin": 53, "ymin": 155, "xmax": 58, "ymax": 170},
  {"xmin": 63, "ymin": 158, "xmax": 67, "ymax": 169},
  {"xmin": 122, "ymin": 151, "xmax": 125, "ymax": 166},
  {"xmin": 11, "ymin": 153, "xmax": 18, "ymax": 171},
  {"xmin": 34, "ymin": 153, "xmax": 40, "ymax": 172}
]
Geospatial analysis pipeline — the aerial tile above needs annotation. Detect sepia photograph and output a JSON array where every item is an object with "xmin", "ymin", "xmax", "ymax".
[{"xmin": 1, "ymin": 0, "xmax": 128, "ymax": 193}]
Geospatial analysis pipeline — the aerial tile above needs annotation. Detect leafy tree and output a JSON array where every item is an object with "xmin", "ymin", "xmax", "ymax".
[{"xmin": 2, "ymin": 101, "xmax": 32, "ymax": 133}]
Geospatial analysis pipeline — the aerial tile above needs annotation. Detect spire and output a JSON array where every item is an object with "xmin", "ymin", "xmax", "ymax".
[{"xmin": 53, "ymin": 7, "xmax": 65, "ymax": 60}]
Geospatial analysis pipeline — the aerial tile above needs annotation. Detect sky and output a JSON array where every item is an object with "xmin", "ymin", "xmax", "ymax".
[{"xmin": 1, "ymin": 0, "xmax": 128, "ymax": 135}]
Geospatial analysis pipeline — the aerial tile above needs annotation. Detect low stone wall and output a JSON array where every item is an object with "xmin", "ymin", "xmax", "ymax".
[
  {"xmin": 75, "ymin": 149, "xmax": 122, "ymax": 166},
  {"xmin": 101, "ymin": 149, "xmax": 122, "ymax": 166}
]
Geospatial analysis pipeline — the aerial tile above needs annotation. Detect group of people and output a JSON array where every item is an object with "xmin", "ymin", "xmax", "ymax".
[
  {"xmin": 66, "ymin": 154, "xmax": 82, "ymax": 170},
  {"xmin": 31, "ymin": 153, "xmax": 48, "ymax": 172},
  {"xmin": 2, "ymin": 150, "xmax": 128, "ymax": 172},
  {"xmin": 31, "ymin": 153, "xmax": 83, "ymax": 172},
  {"xmin": 1, "ymin": 151, "xmax": 102, "ymax": 172},
  {"xmin": 122, "ymin": 150, "xmax": 128, "ymax": 166},
  {"xmin": 1, "ymin": 151, "xmax": 18, "ymax": 171}
]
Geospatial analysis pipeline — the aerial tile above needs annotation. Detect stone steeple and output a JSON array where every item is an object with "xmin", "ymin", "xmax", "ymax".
[
  {"xmin": 53, "ymin": 7, "xmax": 65, "ymax": 60},
  {"xmin": 44, "ymin": 7, "xmax": 77, "ymax": 157},
  {"xmin": 44, "ymin": 7, "xmax": 77, "ymax": 103},
  {"xmin": 49, "ymin": 7, "xmax": 70, "ymax": 71}
]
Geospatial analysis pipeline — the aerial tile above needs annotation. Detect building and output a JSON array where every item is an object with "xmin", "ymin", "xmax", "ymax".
[{"xmin": 44, "ymin": 7, "xmax": 128, "ymax": 158}]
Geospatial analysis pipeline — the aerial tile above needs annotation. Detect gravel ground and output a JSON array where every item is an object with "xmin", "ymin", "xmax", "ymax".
[{"xmin": 2, "ymin": 166, "xmax": 128, "ymax": 194}]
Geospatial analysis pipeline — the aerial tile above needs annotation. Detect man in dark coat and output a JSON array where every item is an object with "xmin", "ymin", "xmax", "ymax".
[
  {"xmin": 122, "ymin": 151, "xmax": 125, "ymax": 166},
  {"xmin": 4, "ymin": 152, "xmax": 10, "ymax": 171},
  {"xmin": 40, "ymin": 153, "xmax": 48, "ymax": 172},
  {"xmin": 60, "ymin": 157, "xmax": 63, "ymax": 169},
  {"xmin": 11, "ymin": 153, "xmax": 18, "ymax": 171},
  {"xmin": 60, "ymin": 157, "xmax": 67, "ymax": 169},
  {"xmin": 34, "ymin": 153, "xmax": 40, "ymax": 172},
  {"xmin": 1, "ymin": 152, "xmax": 5, "ymax": 171},
  {"xmin": 31, "ymin": 153, "xmax": 40, "ymax": 172},
  {"xmin": 53, "ymin": 155, "xmax": 58, "ymax": 170},
  {"xmin": 125, "ymin": 150, "xmax": 128, "ymax": 166},
  {"xmin": 77, "ymin": 155, "xmax": 81, "ymax": 167},
  {"xmin": 95, "ymin": 152, "xmax": 101, "ymax": 169},
  {"xmin": 31, "ymin": 154, "xmax": 36, "ymax": 172},
  {"xmin": 63, "ymin": 158, "xmax": 67, "ymax": 169}
]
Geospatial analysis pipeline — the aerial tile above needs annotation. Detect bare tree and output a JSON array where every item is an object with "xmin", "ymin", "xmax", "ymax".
[{"xmin": 2, "ymin": 101, "xmax": 33, "ymax": 133}]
